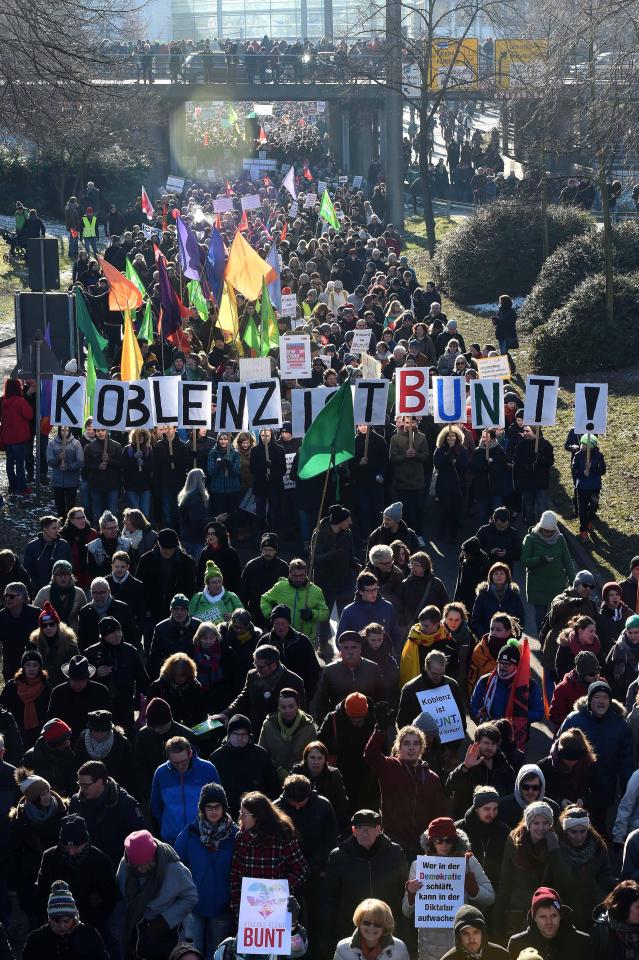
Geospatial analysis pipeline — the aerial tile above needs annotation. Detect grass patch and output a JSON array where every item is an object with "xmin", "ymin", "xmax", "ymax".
[
  {"xmin": 405, "ymin": 235, "xmax": 637, "ymax": 581},
  {"xmin": 403, "ymin": 215, "xmax": 461, "ymax": 256}
]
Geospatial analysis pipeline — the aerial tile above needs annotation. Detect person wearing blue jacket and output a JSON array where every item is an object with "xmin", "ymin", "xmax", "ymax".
[
  {"xmin": 571, "ymin": 434, "xmax": 606, "ymax": 543},
  {"xmin": 150, "ymin": 735, "xmax": 220, "ymax": 845},
  {"xmin": 337, "ymin": 572, "xmax": 402, "ymax": 654},
  {"xmin": 175, "ymin": 782, "xmax": 238, "ymax": 960},
  {"xmin": 470, "ymin": 641, "xmax": 544, "ymax": 730}
]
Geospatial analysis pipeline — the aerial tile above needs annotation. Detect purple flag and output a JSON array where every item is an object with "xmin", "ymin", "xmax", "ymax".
[
  {"xmin": 158, "ymin": 256, "xmax": 181, "ymax": 338},
  {"xmin": 177, "ymin": 217, "xmax": 201, "ymax": 281}
]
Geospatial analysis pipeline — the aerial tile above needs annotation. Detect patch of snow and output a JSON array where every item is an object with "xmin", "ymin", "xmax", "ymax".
[{"xmin": 467, "ymin": 296, "xmax": 527, "ymax": 315}]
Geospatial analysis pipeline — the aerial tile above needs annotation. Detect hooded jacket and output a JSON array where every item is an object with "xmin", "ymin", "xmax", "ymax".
[
  {"xmin": 150, "ymin": 754, "xmax": 221, "ymax": 844},
  {"xmin": 507, "ymin": 908, "xmax": 593, "ymax": 960},
  {"xmin": 439, "ymin": 904, "xmax": 509, "ymax": 960},
  {"xmin": 260, "ymin": 577, "xmax": 329, "ymax": 646},
  {"xmin": 520, "ymin": 530, "xmax": 575, "ymax": 608},
  {"xmin": 258, "ymin": 709, "xmax": 317, "ymax": 781},
  {"xmin": 498, "ymin": 763, "xmax": 560, "ymax": 827},
  {"xmin": 558, "ymin": 695, "xmax": 634, "ymax": 806},
  {"xmin": 471, "ymin": 581, "xmax": 526, "ymax": 640},
  {"xmin": 209, "ymin": 735, "xmax": 280, "ymax": 818},
  {"xmin": 69, "ymin": 776, "xmax": 146, "ymax": 866}
]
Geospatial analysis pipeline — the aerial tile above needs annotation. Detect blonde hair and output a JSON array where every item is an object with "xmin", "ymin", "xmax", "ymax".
[
  {"xmin": 391, "ymin": 725, "xmax": 426, "ymax": 757},
  {"xmin": 353, "ymin": 898, "xmax": 395, "ymax": 935}
]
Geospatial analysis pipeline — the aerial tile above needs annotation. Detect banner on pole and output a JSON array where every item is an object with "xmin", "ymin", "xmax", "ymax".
[
  {"xmin": 470, "ymin": 379, "xmax": 505, "ymax": 429},
  {"xmin": 354, "ymin": 380, "xmax": 389, "ymax": 425},
  {"xmin": 280, "ymin": 336, "xmax": 311, "ymax": 380},
  {"xmin": 395, "ymin": 369, "xmax": 430, "ymax": 418},
  {"xmin": 432, "ymin": 377, "xmax": 465, "ymax": 424},
  {"xmin": 574, "ymin": 383, "xmax": 608, "ymax": 435},
  {"xmin": 50, "ymin": 377, "xmax": 86, "ymax": 427},
  {"xmin": 523, "ymin": 375, "xmax": 559, "ymax": 426}
]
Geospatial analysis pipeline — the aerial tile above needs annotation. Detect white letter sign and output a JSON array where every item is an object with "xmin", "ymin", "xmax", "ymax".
[
  {"xmin": 93, "ymin": 382, "xmax": 128, "ymax": 430},
  {"xmin": 150, "ymin": 377, "xmax": 180, "ymax": 425},
  {"xmin": 291, "ymin": 386, "xmax": 336, "ymax": 437},
  {"xmin": 354, "ymin": 380, "xmax": 389, "ymax": 425},
  {"xmin": 414, "ymin": 857, "xmax": 465, "ymax": 928},
  {"xmin": 215, "ymin": 383, "xmax": 248, "ymax": 432},
  {"xmin": 179, "ymin": 381, "xmax": 213, "ymax": 429},
  {"xmin": 574, "ymin": 383, "xmax": 608, "ymax": 435},
  {"xmin": 523, "ymin": 375, "xmax": 559, "ymax": 426},
  {"xmin": 470, "ymin": 379, "xmax": 504, "ymax": 429},
  {"xmin": 395, "ymin": 369, "xmax": 430, "ymax": 418},
  {"xmin": 247, "ymin": 380, "xmax": 282, "ymax": 429},
  {"xmin": 51, "ymin": 376, "xmax": 85, "ymax": 428},
  {"xmin": 432, "ymin": 377, "xmax": 465, "ymax": 424}
]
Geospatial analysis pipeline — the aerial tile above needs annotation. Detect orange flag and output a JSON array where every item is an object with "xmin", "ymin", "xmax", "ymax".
[
  {"xmin": 224, "ymin": 230, "xmax": 276, "ymax": 300},
  {"xmin": 98, "ymin": 257, "xmax": 143, "ymax": 313},
  {"xmin": 238, "ymin": 210, "xmax": 249, "ymax": 232}
]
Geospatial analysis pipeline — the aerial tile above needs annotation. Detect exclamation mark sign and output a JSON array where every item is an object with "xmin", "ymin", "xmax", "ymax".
[{"xmin": 584, "ymin": 386, "xmax": 600, "ymax": 431}]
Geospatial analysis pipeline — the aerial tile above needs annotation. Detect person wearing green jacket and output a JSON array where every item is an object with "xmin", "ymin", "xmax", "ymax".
[
  {"xmin": 189, "ymin": 560, "xmax": 242, "ymax": 623},
  {"xmin": 521, "ymin": 510, "xmax": 575, "ymax": 634},
  {"xmin": 260, "ymin": 559, "xmax": 330, "ymax": 648}
]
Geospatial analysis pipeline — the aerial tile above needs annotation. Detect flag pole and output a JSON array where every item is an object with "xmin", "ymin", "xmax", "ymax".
[{"xmin": 309, "ymin": 448, "xmax": 334, "ymax": 580}]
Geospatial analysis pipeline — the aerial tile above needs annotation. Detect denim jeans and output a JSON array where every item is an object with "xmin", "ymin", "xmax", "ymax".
[
  {"xmin": 161, "ymin": 488, "xmax": 179, "ymax": 530},
  {"xmin": 125, "ymin": 489, "xmax": 152, "ymax": 519},
  {"xmin": 68, "ymin": 232, "xmax": 79, "ymax": 258},
  {"xmin": 4, "ymin": 442, "xmax": 27, "ymax": 492},
  {"xmin": 396, "ymin": 487, "xmax": 425, "ymax": 536},
  {"xmin": 522, "ymin": 489, "xmax": 549, "ymax": 525},
  {"xmin": 79, "ymin": 478, "xmax": 91, "ymax": 515},
  {"xmin": 84, "ymin": 236, "xmax": 98, "ymax": 256},
  {"xmin": 184, "ymin": 912, "xmax": 233, "ymax": 960},
  {"xmin": 90, "ymin": 488, "xmax": 119, "ymax": 525}
]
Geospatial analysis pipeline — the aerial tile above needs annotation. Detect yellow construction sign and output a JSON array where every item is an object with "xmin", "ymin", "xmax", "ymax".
[
  {"xmin": 430, "ymin": 38, "xmax": 479, "ymax": 91},
  {"xmin": 495, "ymin": 39, "xmax": 548, "ymax": 89}
]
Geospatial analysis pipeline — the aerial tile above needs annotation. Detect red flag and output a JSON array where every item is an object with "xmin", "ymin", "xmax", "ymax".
[
  {"xmin": 239, "ymin": 211, "xmax": 249, "ymax": 232},
  {"xmin": 280, "ymin": 222, "xmax": 287, "ymax": 242},
  {"xmin": 258, "ymin": 126, "xmax": 267, "ymax": 144},
  {"xmin": 167, "ymin": 326, "xmax": 191, "ymax": 353},
  {"xmin": 303, "ymin": 163, "xmax": 313, "ymax": 181},
  {"xmin": 505, "ymin": 637, "xmax": 532, "ymax": 751},
  {"xmin": 161, "ymin": 203, "xmax": 168, "ymax": 232},
  {"xmin": 225, "ymin": 181, "xmax": 232, "ymax": 197},
  {"xmin": 141, "ymin": 186, "xmax": 155, "ymax": 220},
  {"xmin": 215, "ymin": 213, "xmax": 222, "ymax": 230}
]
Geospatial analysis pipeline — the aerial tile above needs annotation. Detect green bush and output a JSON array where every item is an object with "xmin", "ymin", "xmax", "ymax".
[
  {"xmin": 432, "ymin": 200, "xmax": 591, "ymax": 303},
  {"xmin": 531, "ymin": 272, "xmax": 639, "ymax": 373},
  {"xmin": 521, "ymin": 220, "xmax": 639, "ymax": 329}
]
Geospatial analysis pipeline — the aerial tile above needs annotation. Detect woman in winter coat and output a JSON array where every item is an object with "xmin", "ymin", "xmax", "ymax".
[
  {"xmin": 470, "ymin": 430, "xmax": 509, "ymax": 520},
  {"xmin": 467, "ymin": 613, "xmax": 520, "ymax": 696},
  {"xmin": 335, "ymin": 897, "xmax": 410, "ymax": 960},
  {"xmin": 147, "ymin": 652, "xmax": 208, "ymax": 728},
  {"xmin": 46, "ymin": 427, "xmax": 83, "ymax": 517},
  {"xmin": 290, "ymin": 740, "xmax": 350, "ymax": 835},
  {"xmin": 122, "ymin": 507, "xmax": 157, "ymax": 572},
  {"xmin": 28, "ymin": 609, "xmax": 79, "ymax": 688},
  {"xmin": 592, "ymin": 880, "xmax": 639, "ymax": 960},
  {"xmin": 400, "ymin": 551, "xmax": 450, "ymax": 627},
  {"xmin": 0, "ymin": 377, "xmax": 33, "ymax": 494},
  {"xmin": 207, "ymin": 432, "xmax": 241, "ymax": 526},
  {"xmin": 178, "ymin": 468, "xmax": 210, "ymax": 561},
  {"xmin": 361, "ymin": 624, "xmax": 400, "ymax": 705},
  {"xmin": 512, "ymin": 425, "xmax": 554, "ymax": 525},
  {"xmin": 0, "ymin": 646, "xmax": 51, "ymax": 749},
  {"xmin": 557, "ymin": 804, "xmax": 614, "ymax": 930},
  {"xmin": 234, "ymin": 431, "xmax": 255, "ymax": 539},
  {"xmin": 34, "ymin": 564, "xmax": 86, "ymax": 633},
  {"xmin": 196, "ymin": 521, "xmax": 242, "ymax": 596},
  {"xmin": 434, "ymin": 427, "xmax": 468, "ymax": 540},
  {"xmin": 493, "ymin": 802, "xmax": 569, "ymax": 940},
  {"xmin": 454, "ymin": 537, "xmax": 490, "ymax": 615},
  {"xmin": 454, "ymin": 784, "xmax": 510, "ymax": 891},
  {"xmin": 403, "ymin": 817, "xmax": 494, "ymax": 960},
  {"xmin": 442, "ymin": 602, "xmax": 475, "ymax": 696},
  {"xmin": 189, "ymin": 561, "xmax": 242, "ymax": 623},
  {"xmin": 521, "ymin": 511, "xmax": 575, "ymax": 633},
  {"xmin": 555, "ymin": 615, "xmax": 601, "ymax": 682},
  {"xmin": 10, "ymin": 767, "xmax": 69, "ymax": 921},
  {"xmin": 191, "ymin": 621, "xmax": 240, "ymax": 714},
  {"xmin": 537, "ymin": 728, "xmax": 598, "ymax": 811},
  {"xmin": 59, "ymin": 507, "xmax": 97, "ymax": 590},
  {"xmin": 599, "ymin": 583, "xmax": 633, "ymax": 660},
  {"xmin": 471, "ymin": 563, "xmax": 525, "ymax": 640},
  {"xmin": 175, "ymin": 782, "xmax": 238, "ymax": 958},
  {"xmin": 121, "ymin": 428, "xmax": 154, "ymax": 518},
  {"xmin": 491, "ymin": 294, "xmax": 518, "ymax": 358},
  {"xmin": 606, "ymin": 615, "xmax": 639, "ymax": 702},
  {"xmin": 229, "ymin": 791, "xmax": 308, "ymax": 917}
]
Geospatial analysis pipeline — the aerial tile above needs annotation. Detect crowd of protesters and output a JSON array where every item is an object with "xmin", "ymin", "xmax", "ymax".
[{"xmin": 1, "ymin": 118, "xmax": 638, "ymax": 960}]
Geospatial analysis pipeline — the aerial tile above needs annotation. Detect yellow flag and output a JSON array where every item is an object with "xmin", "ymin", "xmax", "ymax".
[
  {"xmin": 224, "ymin": 230, "xmax": 276, "ymax": 301},
  {"xmin": 120, "ymin": 310, "xmax": 143, "ymax": 381}
]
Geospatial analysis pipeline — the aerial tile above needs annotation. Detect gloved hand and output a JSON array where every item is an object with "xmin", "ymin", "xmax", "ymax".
[
  {"xmin": 546, "ymin": 831, "xmax": 559, "ymax": 851},
  {"xmin": 373, "ymin": 701, "xmax": 395, "ymax": 729},
  {"xmin": 300, "ymin": 608, "xmax": 313, "ymax": 621}
]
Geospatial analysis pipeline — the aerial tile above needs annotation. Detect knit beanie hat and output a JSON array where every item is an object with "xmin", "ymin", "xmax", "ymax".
[
  {"xmin": 15, "ymin": 766, "xmax": 50, "ymax": 803},
  {"xmin": 227, "ymin": 714, "xmax": 252, "ymax": 735},
  {"xmin": 270, "ymin": 604, "xmax": 292, "ymax": 624},
  {"xmin": 157, "ymin": 528, "xmax": 179, "ymax": 548},
  {"xmin": 531, "ymin": 887, "xmax": 562, "ymax": 917},
  {"xmin": 41, "ymin": 718, "xmax": 72, "ymax": 745},
  {"xmin": 602, "ymin": 581, "xmax": 622, "ymax": 602},
  {"xmin": 498, "ymin": 640, "xmax": 521, "ymax": 665},
  {"xmin": 98, "ymin": 616, "xmax": 121, "ymax": 639},
  {"xmin": 21, "ymin": 645, "xmax": 43, "ymax": 669},
  {"xmin": 472, "ymin": 786, "xmax": 500, "ymax": 810},
  {"xmin": 170, "ymin": 594, "xmax": 190, "ymax": 610},
  {"xmin": 260, "ymin": 533, "xmax": 279, "ymax": 550},
  {"xmin": 48, "ymin": 880, "xmax": 78, "ymax": 918},
  {"xmin": 429, "ymin": 817, "xmax": 457, "ymax": 840},
  {"xmin": 383, "ymin": 501, "xmax": 403, "ymax": 522},
  {"xmin": 199, "ymin": 782, "xmax": 228, "ymax": 814},
  {"xmin": 587, "ymin": 680, "xmax": 611, "ymax": 706},
  {"xmin": 145, "ymin": 698, "xmax": 172, "ymax": 726},
  {"xmin": 344, "ymin": 692, "xmax": 369, "ymax": 718},
  {"xmin": 328, "ymin": 504, "xmax": 351, "ymax": 524},
  {"xmin": 204, "ymin": 560, "xmax": 222, "ymax": 582},
  {"xmin": 413, "ymin": 711, "xmax": 438, "ymax": 737},
  {"xmin": 124, "ymin": 830, "xmax": 157, "ymax": 866},
  {"xmin": 574, "ymin": 650, "xmax": 600, "ymax": 679},
  {"xmin": 523, "ymin": 802, "xmax": 554, "ymax": 829},
  {"xmin": 626, "ymin": 614, "xmax": 639, "ymax": 630},
  {"xmin": 517, "ymin": 951, "xmax": 544, "ymax": 960},
  {"xmin": 39, "ymin": 600, "xmax": 60, "ymax": 626},
  {"xmin": 59, "ymin": 814, "xmax": 90, "ymax": 846},
  {"xmin": 169, "ymin": 945, "xmax": 205, "ymax": 960},
  {"xmin": 52, "ymin": 560, "xmax": 73, "ymax": 576}
]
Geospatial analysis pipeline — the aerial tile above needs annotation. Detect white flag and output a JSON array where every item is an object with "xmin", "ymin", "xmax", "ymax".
[{"xmin": 281, "ymin": 165, "xmax": 296, "ymax": 200}]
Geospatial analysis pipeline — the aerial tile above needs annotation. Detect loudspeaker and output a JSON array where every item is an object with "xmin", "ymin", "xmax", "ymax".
[
  {"xmin": 15, "ymin": 292, "xmax": 75, "ymax": 370},
  {"xmin": 26, "ymin": 237, "xmax": 60, "ymax": 291}
]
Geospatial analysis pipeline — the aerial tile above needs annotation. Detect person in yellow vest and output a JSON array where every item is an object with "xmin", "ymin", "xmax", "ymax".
[{"xmin": 81, "ymin": 207, "xmax": 99, "ymax": 257}]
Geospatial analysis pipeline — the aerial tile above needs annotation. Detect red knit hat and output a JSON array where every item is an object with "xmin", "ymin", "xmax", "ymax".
[
  {"xmin": 344, "ymin": 692, "xmax": 369, "ymax": 718},
  {"xmin": 42, "ymin": 718, "xmax": 72, "ymax": 744},
  {"xmin": 39, "ymin": 600, "xmax": 60, "ymax": 626},
  {"xmin": 428, "ymin": 817, "xmax": 457, "ymax": 840},
  {"xmin": 531, "ymin": 887, "xmax": 561, "ymax": 917}
]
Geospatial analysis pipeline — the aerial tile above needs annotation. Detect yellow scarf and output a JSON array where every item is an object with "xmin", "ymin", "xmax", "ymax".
[{"xmin": 399, "ymin": 623, "xmax": 449, "ymax": 686}]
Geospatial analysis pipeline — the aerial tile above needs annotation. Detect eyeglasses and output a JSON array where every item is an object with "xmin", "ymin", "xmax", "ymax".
[
  {"xmin": 77, "ymin": 780, "xmax": 95, "ymax": 789},
  {"xmin": 434, "ymin": 837, "xmax": 454, "ymax": 844},
  {"xmin": 3, "ymin": 594, "xmax": 17, "ymax": 600},
  {"xmin": 521, "ymin": 783, "xmax": 541, "ymax": 792}
]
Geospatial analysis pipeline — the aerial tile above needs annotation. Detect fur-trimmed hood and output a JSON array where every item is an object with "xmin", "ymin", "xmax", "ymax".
[
  {"xmin": 475, "ymin": 580, "xmax": 519, "ymax": 596},
  {"xmin": 420, "ymin": 825, "xmax": 470, "ymax": 852},
  {"xmin": 573, "ymin": 694, "xmax": 627, "ymax": 717}
]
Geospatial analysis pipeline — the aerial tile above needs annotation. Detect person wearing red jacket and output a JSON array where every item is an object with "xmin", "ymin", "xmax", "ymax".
[
  {"xmin": 548, "ymin": 650, "xmax": 601, "ymax": 729},
  {"xmin": 364, "ymin": 703, "xmax": 449, "ymax": 858},
  {"xmin": 0, "ymin": 378, "xmax": 34, "ymax": 495}
]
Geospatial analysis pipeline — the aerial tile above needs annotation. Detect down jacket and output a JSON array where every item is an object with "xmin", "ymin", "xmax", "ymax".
[
  {"xmin": 402, "ymin": 827, "xmax": 494, "ymax": 960},
  {"xmin": 471, "ymin": 581, "xmax": 526, "ymax": 639},
  {"xmin": 150, "ymin": 754, "xmax": 221, "ymax": 844}
]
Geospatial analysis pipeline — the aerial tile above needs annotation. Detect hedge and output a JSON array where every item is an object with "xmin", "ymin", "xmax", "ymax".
[
  {"xmin": 521, "ymin": 220, "xmax": 639, "ymax": 330},
  {"xmin": 432, "ymin": 200, "xmax": 591, "ymax": 303},
  {"xmin": 530, "ymin": 272, "xmax": 639, "ymax": 373}
]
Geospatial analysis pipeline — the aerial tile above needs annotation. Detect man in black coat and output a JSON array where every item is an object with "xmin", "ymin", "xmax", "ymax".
[
  {"xmin": 475, "ymin": 507, "xmax": 523, "ymax": 568},
  {"xmin": 84, "ymin": 617, "xmax": 149, "ymax": 731},
  {"xmin": 367, "ymin": 503, "xmax": 420, "ymax": 555},
  {"xmin": 136, "ymin": 531, "xmax": 197, "ymax": 628},
  {"xmin": 0, "ymin": 582, "xmax": 40, "ymax": 681},
  {"xmin": 134, "ymin": 698, "xmax": 198, "ymax": 805},
  {"xmin": 106, "ymin": 551, "xmax": 145, "ymax": 629},
  {"xmin": 77, "ymin": 580, "xmax": 141, "ymax": 652},
  {"xmin": 68, "ymin": 761, "xmax": 146, "ymax": 866},
  {"xmin": 446, "ymin": 723, "xmax": 515, "ymax": 819},
  {"xmin": 73, "ymin": 710, "xmax": 137, "ymax": 797},
  {"xmin": 22, "ymin": 719, "xmax": 78, "ymax": 797},
  {"xmin": 47, "ymin": 656, "xmax": 111, "ymax": 743},
  {"xmin": 397, "ymin": 649, "xmax": 467, "ymax": 733},
  {"xmin": 217, "ymin": 646, "xmax": 306, "ymax": 733},
  {"xmin": 22, "ymin": 884, "xmax": 109, "ymax": 960},
  {"xmin": 35, "ymin": 814, "xmax": 119, "ymax": 933},
  {"xmin": 321, "ymin": 809, "xmax": 408, "ymax": 953},
  {"xmin": 507, "ymin": 888, "xmax": 593, "ymax": 960},
  {"xmin": 275, "ymin": 774, "xmax": 338, "ymax": 875},
  {"xmin": 239, "ymin": 534, "xmax": 289, "ymax": 628},
  {"xmin": 441, "ymin": 904, "xmax": 509, "ymax": 960},
  {"xmin": 147, "ymin": 596, "xmax": 201, "ymax": 679},
  {"xmin": 258, "ymin": 605, "xmax": 321, "ymax": 701},
  {"xmin": 209, "ymin": 714, "xmax": 280, "ymax": 818},
  {"xmin": 249, "ymin": 431, "xmax": 286, "ymax": 531}
]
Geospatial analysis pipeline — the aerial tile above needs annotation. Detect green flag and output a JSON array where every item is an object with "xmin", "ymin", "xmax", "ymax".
[
  {"xmin": 228, "ymin": 105, "xmax": 241, "ymax": 134},
  {"xmin": 319, "ymin": 189, "xmax": 339, "ymax": 230},
  {"xmin": 259, "ymin": 278, "xmax": 278, "ymax": 355},
  {"xmin": 297, "ymin": 378, "xmax": 355, "ymax": 480},
  {"xmin": 84, "ymin": 345, "xmax": 96, "ymax": 421},
  {"xmin": 75, "ymin": 289, "xmax": 109, "ymax": 372},
  {"xmin": 138, "ymin": 300, "xmax": 154, "ymax": 343},
  {"xmin": 242, "ymin": 314, "xmax": 261, "ymax": 355},
  {"xmin": 125, "ymin": 259, "xmax": 148, "ymax": 301},
  {"xmin": 187, "ymin": 279, "xmax": 209, "ymax": 324}
]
